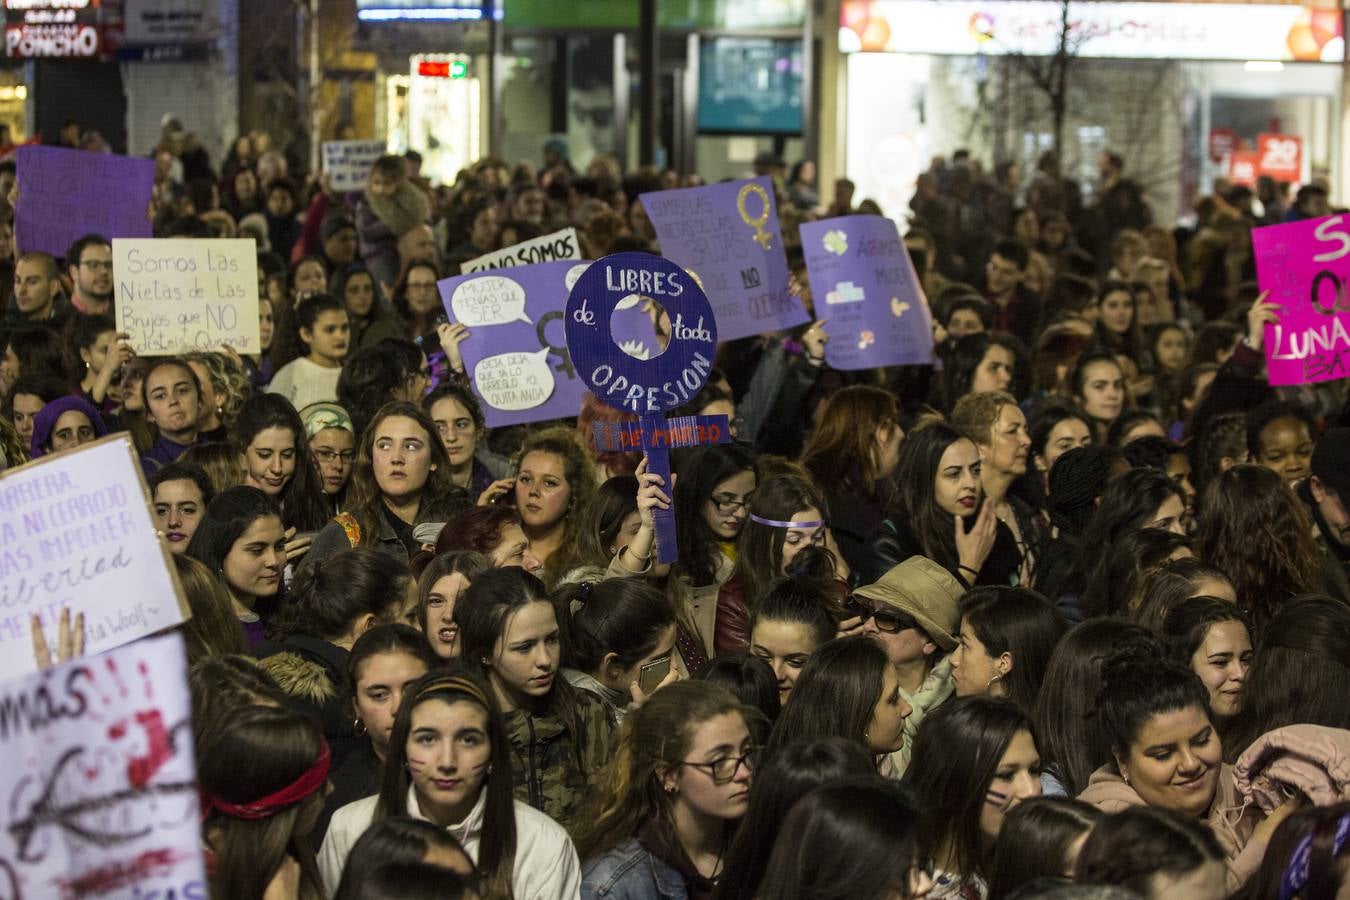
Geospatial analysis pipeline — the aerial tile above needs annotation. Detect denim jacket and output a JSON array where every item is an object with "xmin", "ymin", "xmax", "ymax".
[{"xmin": 582, "ymin": 838, "xmax": 688, "ymax": 900}]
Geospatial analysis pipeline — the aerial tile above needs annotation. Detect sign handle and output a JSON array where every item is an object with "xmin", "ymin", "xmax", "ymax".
[{"xmin": 640, "ymin": 413, "xmax": 679, "ymax": 565}]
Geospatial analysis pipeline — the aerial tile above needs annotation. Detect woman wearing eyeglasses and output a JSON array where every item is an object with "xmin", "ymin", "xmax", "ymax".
[
  {"xmin": 850, "ymin": 556, "xmax": 966, "ymax": 777},
  {"xmin": 302, "ymin": 402, "xmax": 357, "ymax": 512},
  {"xmin": 576, "ymin": 681, "xmax": 756, "ymax": 900},
  {"xmin": 715, "ymin": 472, "xmax": 835, "ymax": 656}
]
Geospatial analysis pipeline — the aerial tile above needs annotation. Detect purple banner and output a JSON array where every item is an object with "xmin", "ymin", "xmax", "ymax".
[
  {"xmin": 798, "ymin": 215, "xmax": 934, "ymax": 369},
  {"xmin": 641, "ymin": 176, "xmax": 808, "ymax": 341},
  {"xmin": 438, "ymin": 260, "xmax": 591, "ymax": 428},
  {"xmin": 15, "ymin": 146, "xmax": 155, "ymax": 256}
]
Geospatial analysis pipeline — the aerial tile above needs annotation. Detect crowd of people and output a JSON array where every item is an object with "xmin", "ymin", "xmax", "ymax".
[{"xmin": 1, "ymin": 128, "xmax": 1349, "ymax": 900}]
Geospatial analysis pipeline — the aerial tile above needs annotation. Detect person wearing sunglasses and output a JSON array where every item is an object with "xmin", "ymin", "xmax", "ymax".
[
  {"xmin": 577, "ymin": 681, "xmax": 755, "ymax": 899},
  {"xmin": 850, "ymin": 555, "xmax": 965, "ymax": 777}
]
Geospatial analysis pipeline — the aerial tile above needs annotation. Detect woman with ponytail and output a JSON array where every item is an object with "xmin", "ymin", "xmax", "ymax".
[
  {"xmin": 198, "ymin": 703, "xmax": 330, "ymax": 900},
  {"xmin": 577, "ymin": 681, "xmax": 755, "ymax": 899},
  {"xmin": 559, "ymin": 577, "xmax": 680, "ymax": 725},
  {"xmin": 320, "ymin": 670, "xmax": 580, "ymax": 900},
  {"xmin": 257, "ymin": 548, "xmax": 417, "ymax": 763}
]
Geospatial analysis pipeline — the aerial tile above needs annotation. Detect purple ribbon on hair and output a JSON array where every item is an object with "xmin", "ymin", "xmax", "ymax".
[
  {"xmin": 748, "ymin": 514, "xmax": 825, "ymax": 529},
  {"xmin": 1279, "ymin": 810, "xmax": 1350, "ymax": 900}
]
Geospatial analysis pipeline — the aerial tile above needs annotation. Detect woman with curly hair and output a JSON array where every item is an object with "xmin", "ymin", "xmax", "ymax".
[
  {"xmin": 479, "ymin": 426, "xmax": 597, "ymax": 587},
  {"xmin": 185, "ymin": 350, "xmax": 252, "ymax": 442},
  {"xmin": 1197, "ymin": 464, "xmax": 1333, "ymax": 629}
]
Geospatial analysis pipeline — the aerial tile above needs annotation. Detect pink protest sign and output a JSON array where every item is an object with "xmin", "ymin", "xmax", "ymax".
[{"xmin": 1252, "ymin": 214, "xmax": 1350, "ymax": 386}]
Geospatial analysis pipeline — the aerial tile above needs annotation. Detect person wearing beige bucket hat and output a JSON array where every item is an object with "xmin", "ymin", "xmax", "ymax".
[{"xmin": 851, "ymin": 555, "xmax": 965, "ymax": 776}]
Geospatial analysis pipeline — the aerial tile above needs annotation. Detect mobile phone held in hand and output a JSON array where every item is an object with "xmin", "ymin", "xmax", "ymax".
[{"xmin": 638, "ymin": 654, "xmax": 672, "ymax": 695}]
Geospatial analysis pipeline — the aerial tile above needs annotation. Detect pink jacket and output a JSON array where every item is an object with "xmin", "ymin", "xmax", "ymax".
[
  {"xmin": 1233, "ymin": 724, "xmax": 1350, "ymax": 813},
  {"xmin": 1078, "ymin": 763, "xmax": 1263, "ymax": 893}
]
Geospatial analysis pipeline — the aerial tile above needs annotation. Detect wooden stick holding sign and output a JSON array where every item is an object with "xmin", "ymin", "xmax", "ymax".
[{"xmin": 566, "ymin": 252, "xmax": 731, "ymax": 564}]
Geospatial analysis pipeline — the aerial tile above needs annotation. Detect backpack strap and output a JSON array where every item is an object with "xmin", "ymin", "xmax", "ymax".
[{"xmin": 334, "ymin": 512, "xmax": 362, "ymax": 548}]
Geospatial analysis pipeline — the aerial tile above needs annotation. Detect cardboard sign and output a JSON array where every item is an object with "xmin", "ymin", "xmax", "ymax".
[
  {"xmin": 799, "ymin": 215, "xmax": 934, "ymax": 369},
  {"xmin": 566, "ymin": 252, "xmax": 731, "ymax": 563},
  {"xmin": 113, "ymin": 238, "xmax": 261, "ymax": 356},
  {"xmin": 0, "ymin": 632, "xmax": 205, "ymax": 897},
  {"xmin": 438, "ymin": 261, "xmax": 591, "ymax": 428},
  {"xmin": 321, "ymin": 140, "xmax": 386, "ymax": 193},
  {"xmin": 1257, "ymin": 132, "xmax": 1303, "ymax": 181},
  {"xmin": 641, "ymin": 176, "xmax": 809, "ymax": 341},
  {"xmin": 461, "ymin": 227, "xmax": 583, "ymax": 274},
  {"xmin": 1252, "ymin": 214, "xmax": 1350, "ymax": 385},
  {"xmin": 15, "ymin": 146, "xmax": 154, "ymax": 257},
  {"xmin": 0, "ymin": 434, "xmax": 189, "ymax": 684}
]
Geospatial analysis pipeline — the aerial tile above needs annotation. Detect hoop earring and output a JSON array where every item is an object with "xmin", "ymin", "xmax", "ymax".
[
  {"xmin": 986, "ymin": 673, "xmax": 1003, "ymax": 690},
  {"xmin": 353, "ymin": 718, "xmax": 367, "ymax": 737}
]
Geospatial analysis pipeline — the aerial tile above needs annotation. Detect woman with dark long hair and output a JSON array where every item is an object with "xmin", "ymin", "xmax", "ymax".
[
  {"xmin": 756, "ymin": 779, "xmax": 932, "ymax": 900},
  {"xmin": 1075, "ymin": 806, "xmax": 1226, "ymax": 899},
  {"xmin": 714, "ymin": 738, "xmax": 876, "ymax": 900},
  {"xmin": 937, "ymin": 331, "xmax": 1022, "ymax": 412},
  {"xmin": 455, "ymin": 567, "xmax": 615, "ymax": 830},
  {"xmin": 950, "ymin": 586, "xmax": 1066, "ymax": 714},
  {"xmin": 199, "ymin": 703, "xmax": 330, "ymax": 900},
  {"xmin": 1161, "ymin": 597, "xmax": 1252, "ymax": 729},
  {"xmin": 1197, "ymin": 465, "xmax": 1329, "ymax": 628},
  {"xmin": 232, "ymin": 392, "xmax": 333, "ymax": 547},
  {"xmin": 417, "ymin": 549, "xmax": 491, "ymax": 660},
  {"xmin": 186, "ymin": 485, "xmax": 288, "ymax": 648},
  {"xmin": 799, "ymin": 385, "xmax": 903, "ymax": 575},
  {"xmin": 860, "ymin": 420, "xmax": 1017, "ymax": 588},
  {"xmin": 902, "ymin": 696, "xmax": 1043, "ymax": 898},
  {"xmin": 987, "ymin": 797, "xmax": 1101, "ymax": 899},
  {"xmin": 319, "ymin": 671, "xmax": 580, "ymax": 899}
]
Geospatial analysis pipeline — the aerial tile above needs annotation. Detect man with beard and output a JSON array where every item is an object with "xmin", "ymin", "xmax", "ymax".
[
  {"xmin": 1303, "ymin": 428, "xmax": 1350, "ymax": 585},
  {"xmin": 65, "ymin": 234, "xmax": 114, "ymax": 316}
]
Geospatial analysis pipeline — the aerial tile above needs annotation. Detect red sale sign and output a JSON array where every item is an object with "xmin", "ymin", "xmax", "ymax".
[
  {"xmin": 1230, "ymin": 151, "xmax": 1259, "ymax": 187},
  {"xmin": 1256, "ymin": 133, "xmax": 1303, "ymax": 181}
]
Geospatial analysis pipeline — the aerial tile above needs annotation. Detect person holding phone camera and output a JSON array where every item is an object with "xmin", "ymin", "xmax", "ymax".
[{"xmin": 559, "ymin": 577, "xmax": 681, "ymax": 726}]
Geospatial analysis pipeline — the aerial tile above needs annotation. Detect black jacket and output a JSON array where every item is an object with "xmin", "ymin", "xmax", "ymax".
[{"xmin": 857, "ymin": 509, "xmax": 1022, "ymax": 589}]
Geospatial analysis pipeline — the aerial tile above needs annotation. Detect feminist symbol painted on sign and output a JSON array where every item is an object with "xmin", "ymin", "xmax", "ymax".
[
  {"xmin": 566, "ymin": 252, "xmax": 731, "ymax": 564},
  {"xmin": 737, "ymin": 182, "xmax": 775, "ymax": 250}
]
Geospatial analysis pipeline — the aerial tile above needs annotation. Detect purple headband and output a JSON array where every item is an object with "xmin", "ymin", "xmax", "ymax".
[
  {"xmin": 30, "ymin": 395, "xmax": 108, "ymax": 459},
  {"xmin": 749, "ymin": 514, "xmax": 826, "ymax": 529},
  {"xmin": 1280, "ymin": 811, "xmax": 1350, "ymax": 900}
]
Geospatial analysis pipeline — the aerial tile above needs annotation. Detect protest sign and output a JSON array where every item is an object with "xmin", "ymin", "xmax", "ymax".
[
  {"xmin": 1253, "ymin": 214, "xmax": 1350, "ymax": 386},
  {"xmin": 0, "ymin": 631, "xmax": 205, "ymax": 898},
  {"xmin": 799, "ymin": 215, "xmax": 934, "ymax": 370},
  {"xmin": 641, "ymin": 176, "xmax": 808, "ymax": 341},
  {"xmin": 0, "ymin": 434, "xmax": 189, "ymax": 684},
  {"xmin": 113, "ymin": 238, "xmax": 260, "ymax": 356},
  {"xmin": 461, "ymin": 227, "xmax": 583, "ymax": 274},
  {"xmin": 321, "ymin": 140, "xmax": 386, "ymax": 193},
  {"xmin": 439, "ymin": 261, "xmax": 591, "ymax": 428},
  {"xmin": 15, "ymin": 146, "xmax": 154, "ymax": 257},
  {"xmin": 566, "ymin": 252, "xmax": 732, "ymax": 563}
]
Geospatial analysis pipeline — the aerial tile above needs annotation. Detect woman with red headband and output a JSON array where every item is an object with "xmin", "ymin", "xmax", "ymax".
[{"xmin": 197, "ymin": 703, "xmax": 332, "ymax": 900}]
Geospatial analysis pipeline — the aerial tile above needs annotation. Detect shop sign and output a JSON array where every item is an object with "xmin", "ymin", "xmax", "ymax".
[
  {"xmin": 1208, "ymin": 128, "xmax": 1236, "ymax": 164},
  {"xmin": 1229, "ymin": 150, "xmax": 1260, "ymax": 187},
  {"xmin": 1256, "ymin": 132, "xmax": 1303, "ymax": 182},
  {"xmin": 4, "ymin": 0, "xmax": 122, "ymax": 58},
  {"xmin": 841, "ymin": 2, "xmax": 1343, "ymax": 63}
]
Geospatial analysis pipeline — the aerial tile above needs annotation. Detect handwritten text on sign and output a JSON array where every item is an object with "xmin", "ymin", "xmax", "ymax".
[
  {"xmin": 461, "ymin": 227, "xmax": 582, "ymax": 274},
  {"xmin": 0, "ymin": 435, "xmax": 188, "ymax": 684},
  {"xmin": 15, "ymin": 146, "xmax": 154, "ymax": 257},
  {"xmin": 438, "ymin": 261, "xmax": 590, "ymax": 427},
  {"xmin": 114, "ymin": 238, "xmax": 261, "ymax": 356},
  {"xmin": 1253, "ymin": 214, "xmax": 1350, "ymax": 385},
  {"xmin": 321, "ymin": 140, "xmax": 386, "ymax": 193},
  {"xmin": 0, "ymin": 632, "xmax": 205, "ymax": 898}
]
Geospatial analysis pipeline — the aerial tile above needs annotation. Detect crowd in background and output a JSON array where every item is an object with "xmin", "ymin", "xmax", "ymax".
[{"xmin": 0, "ymin": 122, "xmax": 1349, "ymax": 900}]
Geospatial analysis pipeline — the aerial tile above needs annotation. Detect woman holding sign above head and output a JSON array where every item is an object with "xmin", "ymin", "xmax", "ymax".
[
  {"xmin": 187, "ymin": 485, "xmax": 288, "ymax": 648},
  {"xmin": 307, "ymin": 401, "xmax": 471, "ymax": 566},
  {"xmin": 268, "ymin": 293, "xmax": 351, "ymax": 409}
]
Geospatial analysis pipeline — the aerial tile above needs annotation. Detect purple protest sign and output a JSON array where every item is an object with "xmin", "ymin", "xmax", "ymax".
[
  {"xmin": 1252, "ymin": 214, "xmax": 1350, "ymax": 385},
  {"xmin": 641, "ymin": 176, "xmax": 808, "ymax": 341},
  {"xmin": 438, "ymin": 260, "xmax": 592, "ymax": 427},
  {"xmin": 799, "ymin": 215, "xmax": 934, "ymax": 370},
  {"xmin": 15, "ymin": 146, "xmax": 155, "ymax": 257}
]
